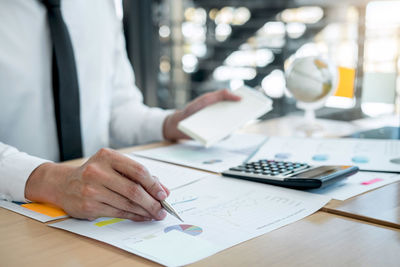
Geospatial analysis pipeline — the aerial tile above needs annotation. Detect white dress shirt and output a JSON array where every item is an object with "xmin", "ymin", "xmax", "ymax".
[{"xmin": 0, "ymin": 0, "xmax": 170, "ymax": 201}]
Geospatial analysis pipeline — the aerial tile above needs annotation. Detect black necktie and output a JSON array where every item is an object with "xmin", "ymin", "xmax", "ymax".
[{"xmin": 43, "ymin": 0, "xmax": 83, "ymax": 161}]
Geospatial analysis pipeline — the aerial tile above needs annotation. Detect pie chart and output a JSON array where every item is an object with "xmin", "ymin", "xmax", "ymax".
[{"xmin": 164, "ymin": 224, "xmax": 203, "ymax": 236}]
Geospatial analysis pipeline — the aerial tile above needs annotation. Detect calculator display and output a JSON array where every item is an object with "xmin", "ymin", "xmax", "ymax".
[{"xmin": 292, "ymin": 166, "xmax": 351, "ymax": 179}]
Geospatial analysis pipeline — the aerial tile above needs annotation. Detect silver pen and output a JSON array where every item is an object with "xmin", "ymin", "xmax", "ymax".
[{"xmin": 160, "ymin": 200, "xmax": 184, "ymax": 222}]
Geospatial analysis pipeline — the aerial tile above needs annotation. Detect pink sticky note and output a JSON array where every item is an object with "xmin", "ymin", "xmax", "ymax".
[{"xmin": 361, "ymin": 178, "xmax": 383, "ymax": 185}]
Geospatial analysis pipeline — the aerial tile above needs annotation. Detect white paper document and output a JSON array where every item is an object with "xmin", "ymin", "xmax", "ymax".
[
  {"xmin": 178, "ymin": 86, "xmax": 272, "ymax": 147},
  {"xmin": 0, "ymin": 200, "xmax": 68, "ymax": 223},
  {"xmin": 307, "ymin": 171, "xmax": 400, "ymax": 200},
  {"xmin": 250, "ymin": 137, "xmax": 400, "ymax": 173},
  {"xmin": 133, "ymin": 133, "xmax": 267, "ymax": 173},
  {"xmin": 50, "ymin": 175, "xmax": 330, "ymax": 266},
  {"xmin": 126, "ymin": 155, "xmax": 208, "ymax": 190}
]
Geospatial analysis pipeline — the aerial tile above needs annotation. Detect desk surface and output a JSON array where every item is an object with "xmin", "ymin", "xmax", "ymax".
[
  {"xmin": 2, "ymin": 115, "xmax": 400, "ymax": 266},
  {"xmin": 324, "ymin": 181, "xmax": 400, "ymax": 229},
  {"xmin": 1, "ymin": 208, "xmax": 399, "ymax": 267}
]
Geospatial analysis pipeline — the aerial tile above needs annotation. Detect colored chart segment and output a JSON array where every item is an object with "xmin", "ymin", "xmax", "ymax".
[
  {"xmin": 20, "ymin": 203, "xmax": 66, "ymax": 217},
  {"xmin": 352, "ymin": 156, "xmax": 369, "ymax": 164},
  {"xmin": 164, "ymin": 224, "xmax": 203, "ymax": 236},
  {"xmin": 361, "ymin": 178, "xmax": 383, "ymax": 185},
  {"xmin": 274, "ymin": 153, "xmax": 291, "ymax": 160},
  {"xmin": 95, "ymin": 218, "xmax": 125, "ymax": 227},
  {"xmin": 312, "ymin": 154, "xmax": 329, "ymax": 161}
]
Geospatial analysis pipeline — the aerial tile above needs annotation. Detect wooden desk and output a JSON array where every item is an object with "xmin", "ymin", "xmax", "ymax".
[
  {"xmin": 323, "ymin": 182, "xmax": 400, "ymax": 229},
  {"xmin": 1, "ymin": 208, "xmax": 399, "ymax": 266},
  {"xmin": 1, "ymin": 115, "xmax": 399, "ymax": 266}
]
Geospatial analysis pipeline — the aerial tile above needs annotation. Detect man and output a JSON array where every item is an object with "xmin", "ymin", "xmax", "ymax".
[{"xmin": 0, "ymin": 0, "xmax": 240, "ymax": 222}]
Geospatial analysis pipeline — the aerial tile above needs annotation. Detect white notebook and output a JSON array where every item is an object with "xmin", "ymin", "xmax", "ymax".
[{"xmin": 178, "ymin": 86, "xmax": 273, "ymax": 147}]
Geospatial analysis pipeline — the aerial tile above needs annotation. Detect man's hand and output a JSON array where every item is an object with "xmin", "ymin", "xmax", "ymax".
[
  {"xmin": 25, "ymin": 148, "xmax": 170, "ymax": 221},
  {"xmin": 163, "ymin": 89, "xmax": 241, "ymax": 141}
]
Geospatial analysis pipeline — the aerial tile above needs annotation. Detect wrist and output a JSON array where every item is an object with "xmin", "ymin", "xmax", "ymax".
[
  {"xmin": 163, "ymin": 111, "xmax": 180, "ymax": 141},
  {"xmin": 25, "ymin": 162, "xmax": 73, "ymax": 207}
]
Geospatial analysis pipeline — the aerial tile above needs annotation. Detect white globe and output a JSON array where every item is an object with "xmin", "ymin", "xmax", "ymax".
[{"xmin": 286, "ymin": 56, "xmax": 337, "ymax": 105}]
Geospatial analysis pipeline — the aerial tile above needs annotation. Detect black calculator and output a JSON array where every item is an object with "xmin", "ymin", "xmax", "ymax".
[{"xmin": 222, "ymin": 159, "xmax": 359, "ymax": 189}]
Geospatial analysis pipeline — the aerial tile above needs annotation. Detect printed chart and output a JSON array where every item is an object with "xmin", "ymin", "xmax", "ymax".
[
  {"xmin": 164, "ymin": 224, "xmax": 203, "ymax": 236},
  {"xmin": 50, "ymin": 175, "xmax": 329, "ymax": 266},
  {"xmin": 252, "ymin": 137, "xmax": 400, "ymax": 173},
  {"xmin": 133, "ymin": 133, "xmax": 267, "ymax": 173},
  {"xmin": 308, "ymin": 171, "xmax": 400, "ymax": 200}
]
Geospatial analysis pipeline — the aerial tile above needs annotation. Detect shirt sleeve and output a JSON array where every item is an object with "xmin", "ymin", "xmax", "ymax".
[
  {"xmin": 0, "ymin": 142, "xmax": 50, "ymax": 202},
  {"xmin": 108, "ymin": 13, "xmax": 173, "ymax": 148}
]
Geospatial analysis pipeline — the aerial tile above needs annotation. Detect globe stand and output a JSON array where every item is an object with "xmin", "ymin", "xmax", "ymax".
[
  {"xmin": 295, "ymin": 106, "xmax": 324, "ymax": 137},
  {"xmin": 285, "ymin": 56, "xmax": 338, "ymax": 137}
]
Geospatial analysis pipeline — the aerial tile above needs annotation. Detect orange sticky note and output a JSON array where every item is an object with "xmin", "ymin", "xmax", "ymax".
[
  {"xmin": 21, "ymin": 203, "xmax": 66, "ymax": 217},
  {"xmin": 334, "ymin": 67, "xmax": 355, "ymax": 98}
]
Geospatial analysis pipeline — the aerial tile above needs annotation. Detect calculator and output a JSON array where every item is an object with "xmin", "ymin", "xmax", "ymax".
[{"xmin": 222, "ymin": 159, "xmax": 359, "ymax": 189}]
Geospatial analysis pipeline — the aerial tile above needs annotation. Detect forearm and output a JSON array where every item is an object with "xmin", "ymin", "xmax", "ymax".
[
  {"xmin": 25, "ymin": 162, "xmax": 74, "ymax": 207},
  {"xmin": 0, "ymin": 142, "xmax": 50, "ymax": 201}
]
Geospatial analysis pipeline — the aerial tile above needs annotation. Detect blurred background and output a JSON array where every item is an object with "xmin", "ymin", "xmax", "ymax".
[{"xmin": 119, "ymin": 0, "xmax": 400, "ymax": 122}]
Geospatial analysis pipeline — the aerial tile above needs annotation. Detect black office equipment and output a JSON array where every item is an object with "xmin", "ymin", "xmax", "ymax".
[{"xmin": 222, "ymin": 160, "xmax": 359, "ymax": 189}]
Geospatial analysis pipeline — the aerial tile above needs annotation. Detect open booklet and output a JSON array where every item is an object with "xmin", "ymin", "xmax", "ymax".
[{"xmin": 178, "ymin": 86, "xmax": 272, "ymax": 147}]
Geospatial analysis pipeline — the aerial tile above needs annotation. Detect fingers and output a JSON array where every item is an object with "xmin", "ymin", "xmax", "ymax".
[
  {"xmin": 153, "ymin": 176, "xmax": 171, "ymax": 197},
  {"xmin": 92, "ymin": 202, "xmax": 153, "ymax": 222},
  {"xmin": 98, "ymin": 168, "xmax": 167, "ymax": 220},
  {"xmin": 109, "ymin": 152, "xmax": 168, "ymax": 200},
  {"xmin": 217, "ymin": 89, "xmax": 242, "ymax": 101},
  {"xmin": 93, "ymin": 148, "xmax": 168, "ymax": 201},
  {"xmin": 183, "ymin": 89, "xmax": 241, "ymax": 117},
  {"xmin": 88, "ymin": 184, "xmax": 153, "ymax": 219},
  {"xmin": 77, "ymin": 148, "xmax": 171, "ymax": 221}
]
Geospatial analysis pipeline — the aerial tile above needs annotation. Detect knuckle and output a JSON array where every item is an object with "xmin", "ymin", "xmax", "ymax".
[
  {"xmin": 97, "ymin": 147, "xmax": 113, "ymax": 158},
  {"xmin": 148, "ymin": 181, "xmax": 160, "ymax": 194},
  {"xmin": 127, "ymin": 184, "xmax": 141, "ymax": 201},
  {"xmin": 135, "ymin": 164, "xmax": 149, "ymax": 178},
  {"xmin": 81, "ymin": 200, "xmax": 95, "ymax": 214},
  {"xmin": 150, "ymin": 201, "xmax": 161, "ymax": 214},
  {"xmin": 81, "ymin": 184, "xmax": 96, "ymax": 198},
  {"xmin": 82, "ymin": 163, "xmax": 99, "ymax": 179}
]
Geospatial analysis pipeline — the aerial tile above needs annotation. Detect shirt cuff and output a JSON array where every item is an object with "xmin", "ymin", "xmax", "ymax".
[
  {"xmin": 140, "ymin": 108, "xmax": 174, "ymax": 143},
  {"xmin": 0, "ymin": 148, "xmax": 50, "ymax": 202}
]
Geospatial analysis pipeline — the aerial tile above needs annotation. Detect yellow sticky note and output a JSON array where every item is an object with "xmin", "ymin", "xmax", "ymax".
[
  {"xmin": 21, "ymin": 203, "xmax": 66, "ymax": 218},
  {"xmin": 334, "ymin": 67, "xmax": 355, "ymax": 98}
]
